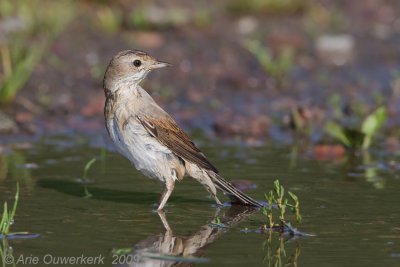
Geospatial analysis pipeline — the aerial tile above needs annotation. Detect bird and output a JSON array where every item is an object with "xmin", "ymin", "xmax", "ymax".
[
  {"xmin": 103, "ymin": 50, "xmax": 262, "ymax": 210},
  {"xmin": 122, "ymin": 206, "xmax": 256, "ymax": 267}
]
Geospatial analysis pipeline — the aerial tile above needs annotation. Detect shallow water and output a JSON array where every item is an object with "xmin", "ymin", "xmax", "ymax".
[{"xmin": 0, "ymin": 136, "xmax": 399, "ymax": 267}]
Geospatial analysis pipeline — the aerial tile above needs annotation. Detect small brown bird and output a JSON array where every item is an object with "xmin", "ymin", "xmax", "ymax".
[
  {"xmin": 129, "ymin": 207, "xmax": 256, "ymax": 267},
  {"xmin": 103, "ymin": 50, "xmax": 262, "ymax": 210}
]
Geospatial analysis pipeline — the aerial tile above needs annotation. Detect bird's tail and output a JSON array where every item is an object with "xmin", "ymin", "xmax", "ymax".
[{"xmin": 207, "ymin": 171, "xmax": 263, "ymax": 208}]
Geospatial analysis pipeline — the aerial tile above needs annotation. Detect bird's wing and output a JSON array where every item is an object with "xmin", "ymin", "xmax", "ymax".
[{"xmin": 135, "ymin": 114, "xmax": 218, "ymax": 173}]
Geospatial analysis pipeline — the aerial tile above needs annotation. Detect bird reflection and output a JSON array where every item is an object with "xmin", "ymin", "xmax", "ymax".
[{"xmin": 115, "ymin": 206, "xmax": 257, "ymax": 267}]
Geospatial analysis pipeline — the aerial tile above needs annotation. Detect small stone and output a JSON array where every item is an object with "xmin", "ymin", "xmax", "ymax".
[
  {"xmin": 0, "ymin": 110, "xmax": 17, "ymax": 134},
  {"xmin": 315, "ymin": 34, "xmax": 354, "ymax": 66},
  {"xmin": 85, "ymin": 52, "xmax": 99, "ymax": 66},
  {"xmin": 15, "ymin": 112, "xmax": 33, "ymax": 123},
  {"xmin": 0, "ymin": 17, "xmax": 26, "ymax": 36},
  {"xmin": 17, "ymin": 163, "xmax": 39, "ymax": 169},
  {"xmin": 236, "ymin": 16, "xmax": 258, "ymax": 35},
  {"xmin": 385, "ymin": 136, "xmax": 400, "ymax": 152},
  {"xmin": 312, "ymin": 144, "xmax": 346, "ymax": 161},
  {"xmin": 213, "ymin": 114, "xmax": 270, "ymax": 139},
  {"xmin": 179, "ymin": 59, "xmax": 192, "ymax": 73}
]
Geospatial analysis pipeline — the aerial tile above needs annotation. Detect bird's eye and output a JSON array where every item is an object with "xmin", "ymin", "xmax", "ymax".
[{"xmin": 133, "ymin": 60, "xmax": 142, "ymax": 67}]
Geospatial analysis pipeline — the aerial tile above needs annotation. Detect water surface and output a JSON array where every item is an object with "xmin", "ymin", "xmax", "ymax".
[{"xmin": 0, "ymin": 136, "xmax": 399, "ymax": 266}]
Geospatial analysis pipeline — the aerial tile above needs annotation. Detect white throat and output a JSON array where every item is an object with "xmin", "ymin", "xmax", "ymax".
[{"xmin": 112, "ymin": 77, "xmax": 142, "ymax": 98}]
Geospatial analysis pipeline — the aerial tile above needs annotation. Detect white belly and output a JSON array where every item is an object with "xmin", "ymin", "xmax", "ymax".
[{"xmin": 107, "ymin": 118, "xmax": 179, "ymax": 182}]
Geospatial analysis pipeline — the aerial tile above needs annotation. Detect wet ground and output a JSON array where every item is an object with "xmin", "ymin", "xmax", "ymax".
[
  {"xmin": 0, "ymin": 135, "xmax": 400, "ymax": 266},
  {"xmin": 2, "ymin": 0, "xmax": 400, "ymax": 146}
]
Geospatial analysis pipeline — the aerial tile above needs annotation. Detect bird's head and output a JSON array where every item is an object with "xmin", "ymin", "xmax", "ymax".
[{"xmin": 103, "ymin": 50, "xmax": 170, "ymax": 92}]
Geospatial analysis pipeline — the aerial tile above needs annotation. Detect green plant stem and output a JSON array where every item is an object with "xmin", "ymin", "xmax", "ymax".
[
  {"xmin": 83, "ymin": 158, "xmax": 97, "ymax": 180},
  {"xmin": 0, "ymin": 43, "xmax": 47, "ymax": 103},
  {"xmin": 1, "ymin": 183, "xmax": 19, "ymax": 235},
  {"xmin": 0, "ymin": 45, "xmax": 12, "ymax": 79},
  {"xmin": 263, "ymin": 180, "xmax": 302, "ymax": 231}
]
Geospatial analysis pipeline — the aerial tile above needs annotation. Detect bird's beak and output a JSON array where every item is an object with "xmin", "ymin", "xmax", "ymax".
[{"xmin": 151, "ymin": 61, "xmax": 172, "ymax": 69}]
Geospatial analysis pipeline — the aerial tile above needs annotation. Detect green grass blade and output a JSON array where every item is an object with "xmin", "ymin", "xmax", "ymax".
[
  {"xmin": 5, "ymin": 184, "xmax": 19, "ymax": 234},
  {"xmin": 0, "ymin": 44, "xmax": 46, "ymax": 103},
  {"xmin": 1, "ymin": 184, "xmax": 19, "ymax": 235},
  {"xmin": 288, "ymin": 191, "xmax": 298, "ymax": 202},
  {"xmin": 0, "ymin": 202, "xmax": 8, "ymax": 234},
  {"xmin": 324, "ymin": 121, "xmax": 351, "ymax": 147},
  {"xmin": 83, "ymin": 158, "xmax": 97, "ymax": 179},
  {"xmin": 361, "ymin": 107, "xmax": 387, "ymax": 149}
]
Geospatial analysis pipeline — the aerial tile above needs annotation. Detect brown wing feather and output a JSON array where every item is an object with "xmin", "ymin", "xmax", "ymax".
[{"xmin": 136, "ymin": 115, "xmax": 218, "ymax": 173}]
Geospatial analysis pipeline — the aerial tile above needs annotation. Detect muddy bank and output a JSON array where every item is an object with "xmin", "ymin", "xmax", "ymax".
[{"xmin": 1, "ymin": 0, "xmax": 399, "ymax": 148}]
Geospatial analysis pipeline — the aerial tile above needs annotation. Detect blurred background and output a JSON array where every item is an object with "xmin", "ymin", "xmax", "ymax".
[
  {"xmin": 1, "ymin": 1, "xmax": 400, "ymax": 266},
  {"xmin": 0, "ymin": 0, "xmax": 399, "ymax": 151}
]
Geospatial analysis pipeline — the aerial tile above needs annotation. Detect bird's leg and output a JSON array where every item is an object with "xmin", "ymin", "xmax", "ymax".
[
  {"xmin": 202, "ymin": 180, "xmax": 223, "ymax": 206},
  {"xmin": 211, "ymin": 192, "xmax": 223, "ymax": 206},
  {"xmin": 157, "ymin": 177, "xmax": 175, "ymax": 211},
  {"xmin": 191, "ymin": 172, "xmax": 223, "ymax": 207},
  {"xmin": 157, "ymin": 210, "xmax": 172, "ymax": 235}
]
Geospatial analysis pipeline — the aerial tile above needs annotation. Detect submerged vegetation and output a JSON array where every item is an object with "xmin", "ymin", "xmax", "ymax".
[
  {"xmin": 80, "ymin": 157, "xmax": 97, "ymax": 198},
  {"xmin": 83, "ymin": 158, "xmax": 97, "ymax": 181},
  {"xmin": 263, "ymin": 232, "xmax": 301, "ymax": 267},
  {"xmin": 0, "ymin": 236, "xmax": 16, "ymax": 267},
  {"xmin": 209, "ymin": 216, "xmax": 228, "ymax": 229}
]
